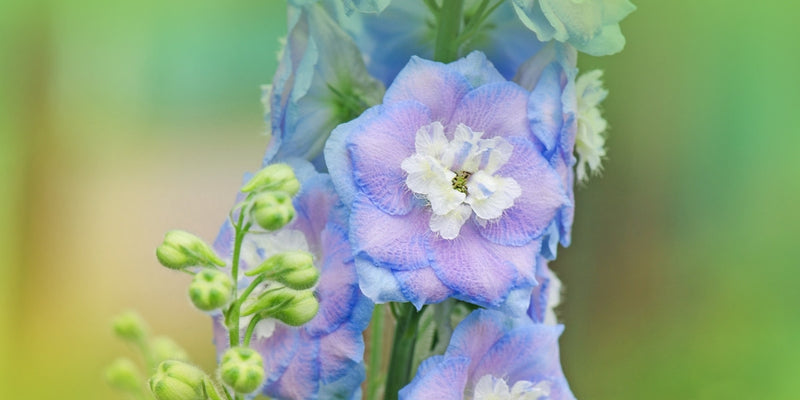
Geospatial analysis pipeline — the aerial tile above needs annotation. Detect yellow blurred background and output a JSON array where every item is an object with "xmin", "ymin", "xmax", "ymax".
[{"xmin": 2, "ymin": 0, "xmax": 800, "ymax": 399}]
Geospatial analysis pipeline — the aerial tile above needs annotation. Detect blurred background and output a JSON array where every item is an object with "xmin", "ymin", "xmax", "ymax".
[{"xmin": 2, "ymin": 0, "xmax": 799, "ymax": 399}]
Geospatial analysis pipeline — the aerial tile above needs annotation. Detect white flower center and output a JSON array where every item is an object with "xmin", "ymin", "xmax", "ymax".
[
  {"xmin": 401, "ymin": 122, "xmax": 521, "ymax": 240},
  {"xmin": 472, "ymin": 375, "xmax": 550, "ymax": 400},
  {"xmin": 575, "ymin": 70, "xmax": 609, "ymax": 183}
]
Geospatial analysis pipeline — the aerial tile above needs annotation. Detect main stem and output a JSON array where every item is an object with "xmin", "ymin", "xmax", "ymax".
[
  {"xmin": 383, "ymin": 304, "xmax": 423, "ymax": 400},
  {"xmin": 227, "ymin": 211, "xmax": 248, "ymax": 347},
  {"xmin": 433, "ymin": 0, "xmax": 464, "ymax": 63}
]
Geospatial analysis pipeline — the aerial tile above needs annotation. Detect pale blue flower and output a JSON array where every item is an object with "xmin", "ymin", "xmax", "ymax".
[
  {"xmin": 511, "ymin": 0, "xmax": 636, "ymax": 56},
  {"xmin": 325, "ymin": 52, "xmax": 568, "ymax": 311},
  {"xmin": 338, "ymin": 1, "xmax": 548, "ymax": 85},
  {"xmin": 516, "ymin": 42, "xmax": 578, "ymax": 255},
  {"xmin": 528, "ymin": 256, "xmax": 562, "ymax": 324},
  {"xmin": 212, "ymin": 161, "xmax": 373, "ymax": 400},
  {"xmin": 399, "ymin": 309, "xmax": 576, "ymax": 400},
  {"xmin": 265, "ymin": 2, "xmax": 384, "ymax": 171}
]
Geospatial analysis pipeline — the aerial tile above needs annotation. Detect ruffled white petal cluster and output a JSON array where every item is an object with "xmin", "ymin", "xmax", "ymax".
[
  {"xmin": 472, "ymin": 374, "xmax": 551, "ymax": 400},
  {"xmin": 575, "ymin": 69, "xmax": 610, "ymax": 183}
]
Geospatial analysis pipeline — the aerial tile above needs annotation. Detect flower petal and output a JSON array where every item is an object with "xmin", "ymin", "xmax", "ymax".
[
  {"xmin": 428, "ymin": 222, "xmax": 537, "ymax": 308},
  {"xmin": 348, "ymin": 101, "xmax": 432, "ymax": 215},
  {"xmin": 350, "ymin": 194, "xmax": 431, "ymax": 270},
  {"xmin": 399, "ymin": 356, "xmax": 470, "ymax": 400},
  {"xmin": 394, "ymin": 267, "xmax": 454, "ymax": 310},
  {"xmin": 383, "ymin": 56, "xmax": 472, "ymax": 121},
  {"xmin": 478, "ymin": 138, "xmax": 568, "ymax": 246},
  {"xmin": 263, "ymin": 335, "xmax": 321, "ymax": 399},
  {"xmin": 450, "ymin": 82, "xmax": 530, "ymax": 139}
]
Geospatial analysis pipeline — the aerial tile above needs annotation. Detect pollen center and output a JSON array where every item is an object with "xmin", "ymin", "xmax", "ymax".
[{"xmin": 451, "ymin": 171, "xmax": 472, "ymax": 194}]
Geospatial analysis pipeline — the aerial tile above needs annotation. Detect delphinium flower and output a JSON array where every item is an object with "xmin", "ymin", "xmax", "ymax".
[
  {"xmin": 265, "ymin": 2, "xmax": 385, "ymax": 170},
  {"xmin": 338, "ymin": 0, "xmax": 548, "ymax": 85},
  {"xmin": 326, "ymin": 51, "xmax": 569, "ymax": 311},
  {"xmin": 511, "ymin": 0, "xmax": 636, "ymax": 56},
  {"xmin": 399, "ymin": 309, "xmax": 575, "ymax": 400},
  {"xmin": 515, "ymin": 42, "xmax": 578, "ymax": 257},
  {"xmin": 528, "ymin": 256, "xmax": 562, "ymax": 325},
  {"xmin": 574, "ymin": 70, "xmax": 609, "ymax": 183},
  {"xmin": 212, "ymin": 163, "xmax": 373, "ymax": 400}
]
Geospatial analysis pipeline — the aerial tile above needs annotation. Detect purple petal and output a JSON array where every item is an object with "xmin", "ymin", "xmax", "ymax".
[
  {"xmin": 263, "ymin": 335, "xmax": 321, "ymax": 399},
  {"xmin": 428, "ymin": 222, "xmax": 537, "ymax": 307},
  {"xmin": 290, "ymin": 174, "xmax": 339, "ymax": 253},
  {"xmin": 447, "ymin": 51, "xmax": 506, "ymax": 88},
  {"xmin": 383, "ymin": 56, "xmax": 472, "ymax": 121},
  {"xmin": 316, "ymin": 325, "xmax": 364, "ymax": 383},
  {"xmin": 394, "ymin": 267, "xmax": 454, "ymax": 310},
  {"xmin": 470, "ymin": 325, "xmax": 575, "ymax": 400},
  {"xmin": 347, "ymin": 101, "xmax": 432, "ymax": 215},
  {"xmin": 350, "ymin": 194, "xmax": 431, "ymax": 270},
  {"xmin": 478, "ymin": 137, "xmax": 568, "ymax": 245},
  {"xmin": 449, "ymin": 82, "xmax": 530, "ymax": 139},
  {"xmin": 304, "ymin": 226, "xmax": 361, "ymax": 337},
  {"xmin": 527, "ymin": 63, "xmax": 565, "ymax": 157},
  {"xmin": 355, "ymin": 257, "xmax": 406, "ymax": 303},
  {"xmin": 445, "ymin": 310, "xmax": 509, "ymax": 374},
  {"xmin": 399, "ymin": 355, "xmax": 470, "ymax": 400},
  {"xmin": 251, "ymin": 325, "xmax": 301, "ymax": 385}
]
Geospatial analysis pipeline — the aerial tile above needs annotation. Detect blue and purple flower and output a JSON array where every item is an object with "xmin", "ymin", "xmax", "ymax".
[
  {"xmin": 212, "ymin": 163, "xmax": 373, "ymax": 400},
  {"xmin": 399, "ymin": 309, "xmax": 576, "ymax": 400},
  {"xmin": 325, "ymin": 52, "xmax": 569, "ymax": 310}
]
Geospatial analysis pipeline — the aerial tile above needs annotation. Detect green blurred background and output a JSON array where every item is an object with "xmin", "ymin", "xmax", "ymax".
[{"xmin": 2, "ymin": 0, "xmax": 799, "ymax": 398}]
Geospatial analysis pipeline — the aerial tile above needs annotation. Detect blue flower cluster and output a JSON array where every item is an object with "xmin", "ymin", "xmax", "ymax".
[{"xmin": 209, "ymin": 1, "xmax": 633, "ymax": 399}]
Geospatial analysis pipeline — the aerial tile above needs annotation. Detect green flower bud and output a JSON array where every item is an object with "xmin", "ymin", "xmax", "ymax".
[
  {"xmin": 220, "ymin": 347, "xmax": 265, "ymax": 394},
  {"xmin": 112, "ymin": 311, "xmax": 148, "ymax": 343},
  {"xmin": 150, "ymin": 336, "xmax": 190, "ymax": 364},
  {"xmin": 273, "ymin": 290, "xmax": 319, "ymax": 326},
  {"xmin": 245, "ymin": 251, "xmax": 319, "ymax": 290},
  {"xmin": 250, "ymin": 191, "xmax": 295, "ymax": 231},
  {"xmin": 241, "ymin": 285, "xmax": 297, "ymax": 317},
  {"xmin": 105, "ymin": 358, "xmax": 144, "ymax": 394},
  {"xmin": 241, "ymin": 163, "xmax": 300, "ymax": 195},
  {"xmin": 156, "ymin": 230, "xmax": 225, "ymax": 269},
  {"xmin": 148, "ymin": 360, "xmax": 206, "ymax": 400},
  {"xmin": 188, "ymin": 269, "xmax": 234, "ymax": 311}
]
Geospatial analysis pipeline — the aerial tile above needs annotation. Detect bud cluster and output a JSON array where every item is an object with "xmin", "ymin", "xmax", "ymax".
[{"xmin": 242, "ymin": 163, "xmax": 301, "ymax": 232}]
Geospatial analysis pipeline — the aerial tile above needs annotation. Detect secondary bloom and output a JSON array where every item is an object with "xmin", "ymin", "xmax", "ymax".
[
  {"xmin": 325, "ymin": 52, "xmax": 568, "ymax": 310},
  {"xmin": 399, "ymin": 309, "xmax": 576, "ymax": 400},
  {"xmin": 265, "ymin": 2, "xmax": 384, "ymax": 170},
  {"xmin": 516, "ymin": 42, "xmax": 577, "ymax": 256},
  {"xmin": 574, "ymin": 70, "xmax": 609, "ymax": 183},
  {"xmin": 528, "ymin": 256, "xmax": 562, "ymax": 325},
  {"xmin": 338, "ymin": 1, "xmax": 548, "ymax": 85},
  {"xmin": 212, "ymin": 162, "xmax": 373, "ymax": 400},
  {"xmin": 511, "ymin": 0, "xmax": 636, "ymax": 56}
]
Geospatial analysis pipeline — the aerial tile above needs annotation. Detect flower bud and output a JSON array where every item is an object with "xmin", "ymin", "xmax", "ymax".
[
  {"xmin": 241, "ymin": 285, "xmax": 297, "ymax": 317},
  {"xmin": 148, "ymin": 361, "xmax": 207, "ymax": 400},
  {"xmin": 220, "ymin": 347, "xmax": 265, "ymax": 394},
  {"xmin": 241, "ymin": 163, "xmax": 300, "ymax": 195},
  {"xmin": 245, "ymin": 251, "xmax": 319, "ymax": 290},
  {"xmin": 156, "ymin": 230, "xmax": 225, "ymax": 269},
  {"xmin": 250, "ymin": 192, "xmax": 295, "ymax": 231},
  {"xmin": 105, "ymin": 358, "xmax": 144, "ymax": 394},
  {"xmin": 112, "ymin": 311, "xmax": 148, "ymax": 343},
  {"xmin": 273, "ymin": 290, "xmax": 319, "ymax": 326},
  {"xmin": 150, "ymin": 336, "xmax": 190, "ymax": 364},
  {"xmin": 188, "ymin": 269, "xmax": 234, "ymax": 311}
]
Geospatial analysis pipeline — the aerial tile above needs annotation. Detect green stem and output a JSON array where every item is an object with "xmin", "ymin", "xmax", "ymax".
[
  {"xmin": 433, "ymin": 0, "xmax": 465, "ymax": 63},
  {"xmin": 226, "ymin": 210, "xmax": 249, "ymax": 347},
  {"xmin": 367, "ymin": 305, "xmax": 386, "ymax": 400},
  {"xmin": 383, "ymin": 304, "xmax": 423, "ymax": 400},
  {"xmin": 243, "ymin": 315, "xmax": 262, "ymax": 347}
]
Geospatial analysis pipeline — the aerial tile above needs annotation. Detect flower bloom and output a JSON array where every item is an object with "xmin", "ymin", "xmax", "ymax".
[
  {"xmin": 511, "ymin": 0, "xmax": 636, "ymax": 56},
  {"xmin": 399, "ymin": 309, "xmax": 576, "ymax": 400},
  {"xmin": 339, "ymin": 1, "xmax": 548, "ymax": 85},
  {"xmin": 326, "ymin": 52, "xmax": 568, "ymax": 310},
  {"xmin": 212, "ymin": 163, "xmax": 373, "ymax": 400},
  {"xmin": 265, "ymin": 2, "xmax": 384, "ymax": 170},
  {"xmin": 574, "ymin": 70, "xmax": 609, "ymax": 183}
]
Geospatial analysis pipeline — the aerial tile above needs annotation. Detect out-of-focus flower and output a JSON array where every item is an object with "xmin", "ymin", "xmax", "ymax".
[
  {"xmin": 511, "ymin": 0, "xmax": 636, "ymax": 56},
  {"xmin": 399, "ymin": 309, "xmax": 576, "ymax": 400},
  {"xmin": 574, "ymin": 70, "xmax": 609, "ymax": 183},
  {"xmin": 338, "ymin": 0, "xmax": 548, "ymax": 85},
  {"xmin": 213, "ymin": 163, "xmax": 373, "ymax": 400},
  {"xmin": 265, "ymin": 2, "xmax": 385, "ymax": 170},
  {"xmin": 325, "ymin": 52, "xmax": 568, "ymax": 311}
]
